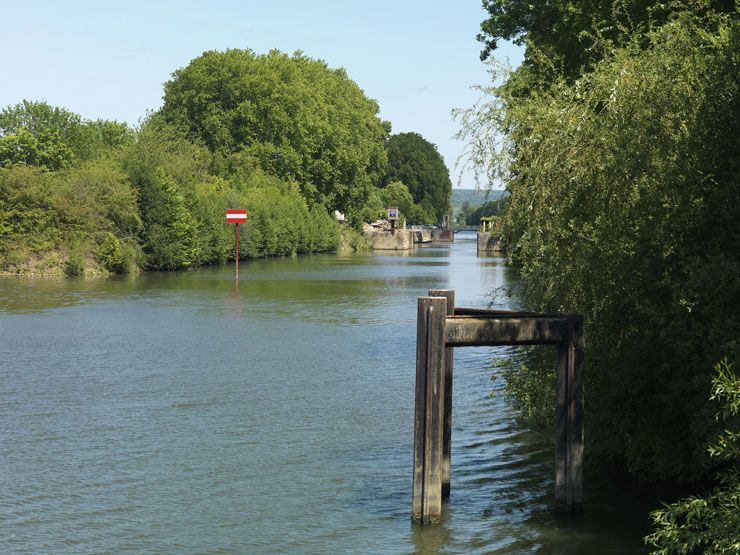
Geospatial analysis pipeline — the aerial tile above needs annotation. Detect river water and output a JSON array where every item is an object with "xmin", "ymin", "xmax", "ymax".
[{"xmin": 1, "ymin": 232, "xmax": 657, "ymax": 553}]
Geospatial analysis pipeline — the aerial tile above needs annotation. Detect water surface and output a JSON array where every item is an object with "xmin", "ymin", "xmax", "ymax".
[{"xmin": 1, "ymin": 232, "xmax": 655, "ymax": 553}]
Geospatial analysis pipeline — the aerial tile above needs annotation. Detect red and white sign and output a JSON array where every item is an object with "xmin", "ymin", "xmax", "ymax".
[{"xmin": 226, "ymin": 209, "xmax": 247, "ymax": 224}]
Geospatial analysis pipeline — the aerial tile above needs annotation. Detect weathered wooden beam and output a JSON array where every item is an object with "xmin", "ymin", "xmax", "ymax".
[
  {"xmin": 412, "ymin": 296, "xmax": 447, "ymax": 523},
  {"xmin": 554, "ymin": 315, "xmax": 585, "ymax": 516},
  {"xmin": 567, "ymin": 316, "xmax": 585, "ymax": 515},
  {"xmin": 555, "ymin": 339, "xmax": 569, "ymax": 513},
  {"xmin": 429, "ymin": 289, "xmax": 454, "ymax": 501},
  {"xmin": 445, "ymin": 316, "xmax": 568, "ymax": 346},
  {"xmin": 454, "ymin": 307, "xmax": 565, "ymax": 318},
  {"xmin": 412, "ymin": 298, "xmax": 430, "ymax": 521}
]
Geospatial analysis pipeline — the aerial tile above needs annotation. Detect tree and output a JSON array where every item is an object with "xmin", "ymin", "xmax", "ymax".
[
  {"xmin": 462, "ymin": 11, "xmax": 739, "ymax": 481},
  {"xmin": 0, "ymin": 100, "xmax": 134, "ymax": 166},
  {"xmin": 0, "ymin": 100, "xmax": 133, "ymax": 169},
  {"xmin": 0, "ymin": 127, "xmax": 75, "ymax": 171},
  {"xmin": 138, "ymin": 170, "xmax": 199, "ymax": 270},
  {"xmin": 465, "ymin": 197, "xmax": 507, "ymax": 227},
  {"xmin": 159, "ymin": 49, "xmax": 390, "ymax": 216},
  {"xmin": 382, "ymin": 132, "xmax": 451, "ymax": 222},
  {"xmin": 379, "ymin": 181, "xmax": 414, "ymax": 218},
  {"xmin": 478, "ymin": 0, "xmax": 736, "ymax": 82}
]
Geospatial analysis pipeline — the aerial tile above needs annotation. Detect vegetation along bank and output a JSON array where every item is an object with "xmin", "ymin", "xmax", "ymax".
[
  {"xmin": 0, "ymin": 49, "xmax": 453, "ymax": 275},
  {"xmin": 460, "ymin": 1, "xmax": 738, "ymax": 551}
]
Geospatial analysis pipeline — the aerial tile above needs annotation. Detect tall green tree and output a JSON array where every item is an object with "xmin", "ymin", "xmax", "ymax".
[
  {"xmin": 159, "ymin": 49, "xmax": 390, "ymax": 216},
  {"xmin": 0, "ymin": 127, "xmax": 75, "ymax": 171},
  {"xmin": 0, "ymin": 100, "xmax": 133, "ymax": 167},
  {"xmin": 382, "ymin": 132, "xmax": 451, "ymax": 222},
  {"xmin": 379, "ymin": 181, "xmax": 414, "ymax": 218},
  {"xmin": 478, "ymin": 0, "xmax": 735, "ymax": 81},
  {"xmin": 461, "ymin": 11, "xmax": 739, "ymax": 481}
]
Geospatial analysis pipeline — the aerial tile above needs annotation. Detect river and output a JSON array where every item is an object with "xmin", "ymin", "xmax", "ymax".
[{"xmin": 1, "ymin": 232, "xmax": 657, "ymax": 553}]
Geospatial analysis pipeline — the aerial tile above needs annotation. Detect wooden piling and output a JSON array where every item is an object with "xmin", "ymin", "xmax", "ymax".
[
  {"xmin": 429, "ymin": 289, "xmax": 454, "ymax": 500},
  {"xmin": 555, "ymin": 339, "xmax": 569, "ymax": 513},
  {"xmin": 567, "ymin": 316, "xmax": 584, "ymax": 515},
  {"xmin": 412, "ymin": 296, "xmax": 447, "ymax": 523},
  {"xmin": 554, "ymin": 316, "xmax": 584, "ymax": 515},
  {"xmin": 411, "ymin": 291, "xmax": 584, "ymax": 521}
]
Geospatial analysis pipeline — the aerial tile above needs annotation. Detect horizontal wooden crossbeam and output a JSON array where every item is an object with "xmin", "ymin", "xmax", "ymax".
[{"xmin": 445, "ymin": 315, "xmax": 569, "ymax": 346}]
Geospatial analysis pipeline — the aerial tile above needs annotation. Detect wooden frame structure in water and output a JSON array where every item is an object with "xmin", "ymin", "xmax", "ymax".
[{"xmin": 412, "ymin": 290, "xmax": 585, "ymax": 523}]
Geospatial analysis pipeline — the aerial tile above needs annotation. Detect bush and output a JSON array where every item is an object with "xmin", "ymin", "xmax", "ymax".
[
  {"xmin": 64, "ymin": 250, "xmax": 85, "ymax": 277},
  {"xmin": 645, "ymin": 359, "xmax": 740, "ymax": 554},
  {"xmin": 97, "ymin": 232, "xmax": 134, "ymax": 274}
]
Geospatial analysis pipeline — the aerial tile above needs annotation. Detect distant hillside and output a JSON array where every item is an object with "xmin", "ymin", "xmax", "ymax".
[{"xmin": 451, "ymin": 188, "xmax": 505, "ymax": 215}]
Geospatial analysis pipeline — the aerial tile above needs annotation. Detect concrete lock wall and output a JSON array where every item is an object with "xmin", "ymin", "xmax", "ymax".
[
  {"xmin": 431, "ymin": 229, "xmax": 453, "ymax": 242},
  {"xmin": 371, "ymin": 230, "xmax": 415, "ymax": 250},
  {"xmin": 477, "ymin": 232, "xmax": 505, "ymax": 255}
]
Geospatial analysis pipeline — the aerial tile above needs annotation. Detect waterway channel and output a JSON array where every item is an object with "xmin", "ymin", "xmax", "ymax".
[{"xmin": 1, "ymin": 232, "xmax": 658, "ymax": 553}]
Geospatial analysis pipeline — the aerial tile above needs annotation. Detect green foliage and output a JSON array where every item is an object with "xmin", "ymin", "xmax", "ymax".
[
  {"xmin": 0, "ymin": 127, "xmax": 75, "ymax": 170},
  {"xmin": 2, "ymin": 52, "xmax": 388, "ymax": 273},
  {"xmin": 160, "ymin": 49, "xmax": 389, "ymax": 217},
  {"xmin": 240, "ymin": 184, "xmax": 338, "ymax": 259},
  {"xmin": 645, "ymin": 359, "xmax": 740, "ymax": 554},
  {"xmin": 0, "ymin": 159, "xmax": 141, "ymax": 274},
  {"xmin": 97, "ymin": 232, "xmax": 134, "ymax": 274},
  {"xmin": 63, "ymin": 250, "xmax": 85, "ymax": 277},
  {"xmin": 117, "ymin": 119, "xmax": 338, "ymax": 270},
  {"xmin": 495, "ymin": 350, "xmax": 556, "ymax": 430},
  {"xmin": 477, "ymin": 0, "xmax": 736, "ymax": 81},
  {"xmin": 465, "ymin": 197, "xmax": 507, "ymax": 227},
  {"xmin": 383, "ymin": 132, "xmax": 451, "ymax": 222},
  {"xmin": 376, "ymin": 180, "xmax": 439, "ymax": 225},
  {"xmin": 339, "ymin": 226, "xmax": 372, "ymax": 253},
  {"xmin": 456, "ymin": 200, "xmax": 474, "ymax": 226},
  {"xmin": 450, "ymin": 188, "xmax": 505, "ymax": 216},
  {"xmin": 0, "ymin": 100, "xmax": 133, "ymax": 169},
  {"xmin": 137, "ymin": 170, "xmax": 200, "ymax": 270},
  {"xmin": 406, "ymin": 202, "xmax": 437, "ymax": 225},
  {"xmin": 379, "ymin": 181, "xmax": 414, "ymax": 216},
  {"xmin": 462, "ymin": 11, "xmax": 739, "ymax": 480}
]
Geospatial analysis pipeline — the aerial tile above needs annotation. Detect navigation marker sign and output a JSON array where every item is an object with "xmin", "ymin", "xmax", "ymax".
[
  {"xmin": 226, "ymin": 209, "xmax": 247, "ymax": 223},
  {"xmin": 226, "ymin": 209, "xmax": 247, "ymax": 280}
]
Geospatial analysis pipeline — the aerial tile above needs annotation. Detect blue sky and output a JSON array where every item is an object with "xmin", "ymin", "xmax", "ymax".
[{"xmin": 1, "ymin": 0, "xmax": 522, "ymax": 188}]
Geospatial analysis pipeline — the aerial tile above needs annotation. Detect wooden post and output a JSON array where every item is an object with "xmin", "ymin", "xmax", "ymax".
[
  {"xmin": 429, "ymin": 289, "xmax": 454, "ymax": 500},
  {"xmin": 235, "ymin": 222, "xmax": 239, "ymax": 281},
  {"xmin": 555, "ymin": 316, "xmax": 584, "ymax": 515},
  {"xmin": 568, "ymin": 316, "xmax": 584, "ymax": 515},
  {"xmin": 412, "ymin": 298, "xmax": 430, "ymax": 521},
  {"xmin": 412, "ymin": 296, "xmax": 447, "ymax": 523},
  {"xmin": 555, "ymin": 339, "xmax": 569, "ymax": 513}
]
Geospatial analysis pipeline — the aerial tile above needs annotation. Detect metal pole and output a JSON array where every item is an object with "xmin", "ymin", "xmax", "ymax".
[{"xmin": 235, "ymin": 222, "xmax": 239, "ymax": 281}]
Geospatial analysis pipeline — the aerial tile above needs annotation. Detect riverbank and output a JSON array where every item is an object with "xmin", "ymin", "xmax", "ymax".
[{"xmin": 2, "ymin": 226, "xmax": 373, "ymax": 277}]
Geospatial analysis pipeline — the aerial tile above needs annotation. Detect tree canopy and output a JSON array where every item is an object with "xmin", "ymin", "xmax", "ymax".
[
  {"xmin": 0, "ymin": 100, "xmax": 133, "ymax": 168},
  {"xmin": 160, "ymin": 49, "xmax": 390, "ymax": 216},
  {"xmin": 462, "ymin": 4, "xmax": 738, "ymax": 545},
  {"xmin": 382, "ymin": 132, "xmax": 451, "ymax": 222},
  {"xmin": 478, "ymin": 0, "xmax": 736, "ymax": 80}
]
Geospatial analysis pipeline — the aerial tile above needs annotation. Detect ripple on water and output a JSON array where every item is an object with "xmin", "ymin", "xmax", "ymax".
[{"xmin": 1, "ymin": 244, "xmax": 653, "ymax": 554}]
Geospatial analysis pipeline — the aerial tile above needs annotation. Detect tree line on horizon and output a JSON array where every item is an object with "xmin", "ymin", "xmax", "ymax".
[
  {"xmin": 0, "ymin": 49, "xmax": 452, "ymax": 275},
  {"xmin": 463, "ymin": 0, "xmax": 738, "ymax": 550}
]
